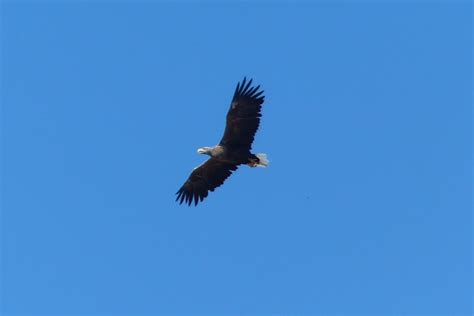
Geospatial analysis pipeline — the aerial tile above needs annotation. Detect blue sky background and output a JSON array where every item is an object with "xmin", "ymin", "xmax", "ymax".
[{"xmin": 1, "ymin": 1, "xmax": 472, "ymax": 315}]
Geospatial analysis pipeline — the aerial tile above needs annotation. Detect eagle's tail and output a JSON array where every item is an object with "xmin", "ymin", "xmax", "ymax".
[{"xmin": 255, "ymin": 153, "xmax": 269, "ymax": 167}]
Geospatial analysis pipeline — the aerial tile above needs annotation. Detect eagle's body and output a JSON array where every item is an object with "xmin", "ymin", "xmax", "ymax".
[{"xmin": 176, "ymin": 78, "xmax": 268, "ymax": 206}]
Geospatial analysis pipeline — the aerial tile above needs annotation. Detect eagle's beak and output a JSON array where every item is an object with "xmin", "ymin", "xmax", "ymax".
[{"xmin": 197, "ymin": 148, "xmax": 205, "ymax": 154}]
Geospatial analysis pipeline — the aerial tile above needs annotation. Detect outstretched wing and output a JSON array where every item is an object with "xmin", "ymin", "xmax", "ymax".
[
  {"xmin": 176, "ymin": 158, "xmax": 238, "ymax": 206},
  {"xmin": 219, "ymin": 77, "xmax": 265, "ymax": 151}
]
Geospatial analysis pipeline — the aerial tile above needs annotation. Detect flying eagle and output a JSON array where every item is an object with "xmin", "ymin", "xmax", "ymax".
[{"xmin": 176, "ymin": 77, "xmax": 269, "ymax": 206}]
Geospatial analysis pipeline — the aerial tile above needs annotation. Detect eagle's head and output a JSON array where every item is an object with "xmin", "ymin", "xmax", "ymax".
[{"xmin": 197, "ymin": 146, "xmax": 213, "ymax": 156}]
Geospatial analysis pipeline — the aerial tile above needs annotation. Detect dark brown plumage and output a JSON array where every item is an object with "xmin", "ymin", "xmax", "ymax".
[
  {"xmin": 220, "ymin": 78, "xmax": 264, "ymax": 151},
  {"xmin": 176, "ymin": 78, "xmax": 267, "ymax": 206}
]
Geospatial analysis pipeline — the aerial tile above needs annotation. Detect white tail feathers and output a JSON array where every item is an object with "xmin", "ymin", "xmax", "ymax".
[{"xmin": 256, "ymin": 153, "xmax": 269, "ymax": 167}]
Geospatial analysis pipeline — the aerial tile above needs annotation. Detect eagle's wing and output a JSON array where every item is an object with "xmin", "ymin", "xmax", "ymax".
[
  {"xmin": 176, "ymin": 158, "xmax": 238, "ymax": 206},
  {"xmin": 219, "ymin": 78, "xmax": 265, "ymax": 151}
]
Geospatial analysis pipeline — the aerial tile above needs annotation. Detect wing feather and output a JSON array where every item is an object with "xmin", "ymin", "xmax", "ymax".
[
  {"xmin": 176, "ymin": 158, "xmax": 238, "ymax": 206},
  {"xmin": 219, "ymin": 77, "xmax": 265, "ymax": 150}
]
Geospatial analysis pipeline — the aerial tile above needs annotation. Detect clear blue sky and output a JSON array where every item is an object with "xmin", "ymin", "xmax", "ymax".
[{"xmin": 1, "ymin": 1, "xmax": 472, "ymax": 315}]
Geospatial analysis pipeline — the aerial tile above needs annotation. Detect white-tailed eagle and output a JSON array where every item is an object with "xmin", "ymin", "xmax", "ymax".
[{"xmin": 176, "ymin": 77, "xmax": 268, "ymax": 206}]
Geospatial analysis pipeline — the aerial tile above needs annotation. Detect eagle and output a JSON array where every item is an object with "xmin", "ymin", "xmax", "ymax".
[{"xmin": 176, "ymin": 77, "xmax": 269, "ymax": 206}]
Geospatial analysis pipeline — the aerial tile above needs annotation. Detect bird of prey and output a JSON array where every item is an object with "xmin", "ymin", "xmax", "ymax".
[{"xmin": 176, "ymin": 77, "xmax": 269, "ymax": 206}]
